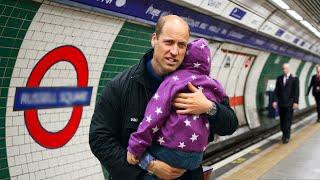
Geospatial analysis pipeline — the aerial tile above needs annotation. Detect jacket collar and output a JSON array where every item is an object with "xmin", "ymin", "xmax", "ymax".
[
  {"xmin": 283, "ymin": 73, "xmax": 291, "ymax": 78},
  {"xmin": 131, "ymin": 49, "xmax": 155, "ymax": 90}
]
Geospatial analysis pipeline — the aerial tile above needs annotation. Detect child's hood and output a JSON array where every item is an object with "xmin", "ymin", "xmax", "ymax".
[{"xmin": 180, "ymin": 38, "xmax": 211, "ymax": 75}]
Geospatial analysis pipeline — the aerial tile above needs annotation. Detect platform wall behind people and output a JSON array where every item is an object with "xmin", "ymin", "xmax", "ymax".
[{"xmin": 0, "ymin": 0, "xmax": 316, "ymax": 179}]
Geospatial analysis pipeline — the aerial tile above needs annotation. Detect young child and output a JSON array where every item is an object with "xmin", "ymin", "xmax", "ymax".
[{"xmin": 127, "ymin": 38, "xmax": 227, "ymax": 171}]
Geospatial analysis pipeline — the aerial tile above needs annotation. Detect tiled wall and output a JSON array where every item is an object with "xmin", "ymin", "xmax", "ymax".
[
  {"xmin": 298, "ymin": 62, "xmax": 314, "ymax": 109},
  {"xmin": 305, "ymin": 64, "xmax": 315, "ymax": 106},
  {"xmin": 0, "ymin": 0, "xmax": 41, "ymax": 179},
  {"xmin": 97, "ymin": 22, "xmax": 153, "ymax": 97},
  {"xmin": 4, "ymin": 1, "xmax": 124, "ymax": 179},
  {"xmin": 243, "ymin": 51, "xmax": 269, "ymax": 129}
]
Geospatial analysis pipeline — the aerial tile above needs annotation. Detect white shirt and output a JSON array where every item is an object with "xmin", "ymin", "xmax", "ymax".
[{"xmin": 283, "ymin": 73, "xmax": 290, "ymax": 85}]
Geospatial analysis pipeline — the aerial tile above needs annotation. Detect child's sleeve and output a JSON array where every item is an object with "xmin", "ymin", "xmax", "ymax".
[{"xmin": 127, "ymin": 76, "xmax": 182, "ymax": 157}]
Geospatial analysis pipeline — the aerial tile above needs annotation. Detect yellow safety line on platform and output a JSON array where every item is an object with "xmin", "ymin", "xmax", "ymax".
[{"xmin": 224, "ymin": 123, "xmax": 320, "ymax": 180}]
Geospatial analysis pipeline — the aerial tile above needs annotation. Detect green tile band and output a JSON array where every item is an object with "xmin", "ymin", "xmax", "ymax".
[
  {"xmin": 0, "ymin": 0, "xmax": 40, "ymax": 179},
  {"xmin": 305, "ymin": 64, "xmax": 316, "ymax": 106},
  {"xmin": 97, "ymin": 22, "xmax": 153, "ymax": 97},
  {"xmin": 295, "ymin": 61, "xmax": 306, "ymax": 78}
]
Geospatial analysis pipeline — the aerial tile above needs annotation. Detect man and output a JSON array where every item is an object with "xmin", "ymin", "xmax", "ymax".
[
  {"xmin": 306, "ymin": 65, "xmax": 320, "ymax": 122},
  {"xmin": 89, "ymin": 15, "xmax": 238, "ymax": 180},
  {"xmin": 273, "ymin": 63, "xmax": 299, "ymax": 144}
]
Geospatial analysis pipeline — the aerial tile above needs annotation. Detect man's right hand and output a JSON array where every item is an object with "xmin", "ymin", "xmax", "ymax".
[
  {"xmin": 147, "ymin": 160, "xmax": 186, "ymax": 179},
  {"xmin": 272, "ymin": 102, "xmax": 277, "ymax": 109}
]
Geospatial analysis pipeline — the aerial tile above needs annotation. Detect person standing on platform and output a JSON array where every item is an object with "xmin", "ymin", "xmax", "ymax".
[
  {"xmin": 273, "ymin": 63, "xmax": 299, "ymax": 144},
  {"xmin": 306, "ymin": 65, "xmax": 320, "ymax": 122},
  {"xmin": 89, "ymin": 15, "xmax": 238, "ymax": 180}
]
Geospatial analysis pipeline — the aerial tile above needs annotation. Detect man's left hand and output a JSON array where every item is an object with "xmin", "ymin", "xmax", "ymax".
[
  {"xmin": 127, "ymin": 151, "xmax": 139, "ymax": 165},
  {"xmin": 293, "ymin": 103, "xmax": 299, "ymax": 110},
  {"xmin": 173, "ymin": 82, "xmax": 212, "ymax": 115}
]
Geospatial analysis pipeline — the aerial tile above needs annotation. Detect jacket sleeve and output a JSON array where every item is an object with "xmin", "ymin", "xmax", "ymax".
[
  {"xmin": 273, "ymin": 77, "xmax": 280, "ymax": 103},
  {"xmin": 294, "ymin": 77, "xmax": 300, "ymax": 104},
  {"xmin": 128, "ymin": 79, "xmax": 176, "ymax": 157},
  {"xmin": 208, "ymin": 97, "xmax": 238, "ymax": 141},
  {"xmin": 89, "ymin": 81, "xmax": 143, "ymax": 180},
  {"xmin": 306, "ymin": 76, "xmax": 314, "ymax": 96}
]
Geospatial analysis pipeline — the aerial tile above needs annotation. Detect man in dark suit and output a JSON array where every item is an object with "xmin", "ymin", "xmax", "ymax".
[
  {"xmin": 273, "ymin": 63, "xmax": 299, "ymax": 144},
  {"xmin": 307, "ymin": 65, "xmax": 320, "ymax": 122}
]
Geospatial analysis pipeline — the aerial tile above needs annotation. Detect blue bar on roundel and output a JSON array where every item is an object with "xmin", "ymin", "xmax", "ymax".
[{"xmin": 13, "ymin": 87, "xmax": 93, "ymax": 111}]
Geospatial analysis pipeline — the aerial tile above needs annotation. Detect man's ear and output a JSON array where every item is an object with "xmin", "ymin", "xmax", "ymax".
[{"xmin": 151, "ymin": 33, "xmax": 157, "ymax": 48}]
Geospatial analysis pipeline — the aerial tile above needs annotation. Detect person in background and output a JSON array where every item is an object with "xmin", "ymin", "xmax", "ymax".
[
  {"xmin": 273, "ymin": 63, "xmax": 299, "ymax": 144},
  {"xmin": 306, "ymin": 65, "xmax": 320, "ymax": 122},
  {"xmin": 89, "ymin": 15, "xmax": 238, "ymax": 180}
]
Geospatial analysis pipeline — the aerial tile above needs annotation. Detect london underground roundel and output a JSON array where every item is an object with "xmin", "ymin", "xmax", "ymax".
[{"xmin": 13, "ymin": 45, "xmax": 93, "ymax": 149}]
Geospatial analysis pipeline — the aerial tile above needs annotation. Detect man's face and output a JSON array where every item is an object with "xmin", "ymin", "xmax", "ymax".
[
  {"xmin": 317, "ymin": 66, "xmax": 320, "ymax": 74},
  {"xmin": 282, "ymin": 64, "xmax": 289, "ymax": 75},
  {"xmin": 151, "ymin": 21, "xmax": 189, "ymax": 76}
]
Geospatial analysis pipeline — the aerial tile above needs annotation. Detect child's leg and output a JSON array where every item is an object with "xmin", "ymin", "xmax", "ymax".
[
  {"xmin": 149, "ymin": 144, "xmax": 203, "ymax": 170},
  {"xmin": 138, "ymin": 151, "xmax": 155, "ymax": 170},
  {"xmin": 138, "ymin": 152, "xmax": 157, "ymax": 180}
]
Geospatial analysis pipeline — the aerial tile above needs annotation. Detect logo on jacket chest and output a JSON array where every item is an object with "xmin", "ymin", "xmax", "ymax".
[{"xmin": 130, "ymin": 117, "xmax": 139, "ymax": 122}]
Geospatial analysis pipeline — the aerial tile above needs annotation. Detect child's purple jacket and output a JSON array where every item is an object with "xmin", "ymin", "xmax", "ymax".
[{"xmin": 128, "ymin": 39, "xmax": 227, "ymax": 157}]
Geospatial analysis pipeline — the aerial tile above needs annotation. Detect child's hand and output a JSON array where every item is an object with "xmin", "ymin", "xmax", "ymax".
[{"xmin": 127, "ymin": 151, "xmax": 139, "ymax": 165}]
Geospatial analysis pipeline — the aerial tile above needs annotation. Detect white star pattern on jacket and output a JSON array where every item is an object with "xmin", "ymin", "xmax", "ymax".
[
  {"xmin": 193, "ymin": 115, "xmax": 199, "ymax": 120},
  {"xmin": 190, "ymin": 133, "xmax": 199, "ymax": 142},
  {"xmin": 198, "ymin": 86, "xmax": 204, "ymax": 92},
  {"xmin": 184, "ymin": 119, "xmax": 191, "ymax": 126},
  {"xmin": 191, "ymin": 75, "xmax": 197, "ymax": 80},
  {"xmin": 207, "ymin": 57, "xmax": 210, "ymax": 62},
  {"xmin": 203, "ymin": 145, "xmax": 207, "ymax": 151},
  {"xmin": 152, "ymin": 126, "xmax": 159, "ymax": 133},
  {"xmin": 193, "ymin": 62, "xmax": 201, "ymax": 68},
  {"xmin": 146, "ymin": 115, "xmax": 152, "ymax": 123},
  {"xmin": 172, "ymin": 76, "xmax": 179, "ymax": 81},
  {"xmin": 206, "ymin": 122, "xmax": 209, "ymax": 129},
  {"xmin": 158, "ymin": 136, "xmax": 165, "ymax": 144},
  {"xmin": 155, "ymin": 107, "xmax": 162, "ymax": 115},
  {"xmin": 200, "ymin": 43, "xmax": 206, "ymax": 49},
  {"xmin": 153, "ymin": 93, "xmax": 160, "ymax": 100},
  {"xmin": 178, "ymin": 142, "xmax": 186, "ymax": 149}
]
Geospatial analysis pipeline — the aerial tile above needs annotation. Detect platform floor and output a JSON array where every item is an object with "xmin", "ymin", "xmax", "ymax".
[
  {"xmin": 261, "ymin": 125, "xmax": 320, "ymax": 179},
  {"xmin": 214, "ymin": 117, "xmax": 320, "ymax": 180}
]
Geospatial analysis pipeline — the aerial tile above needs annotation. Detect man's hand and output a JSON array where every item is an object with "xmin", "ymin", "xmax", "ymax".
[
  {"xmin": 272, "ymin": 102, "xmax": 277, "ymax": 109},
  {"xmin": 173, "ymin": 82, "xmax": 212, "ymax": 115},
  {"xmin": 147, "ymin": 160, "xmax": 186, "ymax": 179},
  {"xmin": 127, "ymin": 151, "xmax": 139, "ymax": 165},
  {"xmin": 293, "ymin": 103, "xmax": 299, "ymax": 110}
]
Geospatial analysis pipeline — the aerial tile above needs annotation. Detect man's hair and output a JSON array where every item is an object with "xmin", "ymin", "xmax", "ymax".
[
  {"xmin": 155, "ymin": 16, "xmax": 166, "ymax": 38},
  {"xmin": 282, "ymin": 63, "xmax": 290, "ymax": 68},
  {"xmin": 154, "ymin": 15, "xmax": 190, "ymax": 38}
]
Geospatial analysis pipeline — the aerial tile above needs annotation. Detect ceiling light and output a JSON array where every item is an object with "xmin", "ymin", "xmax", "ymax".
[
  {"xmin": 301, "ymin": 20, "xmax": 313, "ymax": 29},
  {"xmin": 270, "ymin": 0, "xmax": 290, "ymax": 9},
  {"xmin": 309, "ymin": 26, "xmax": 318, "ymax": 33},
  {"xmin": 300, "ymin": 21, "xmax": 320, "ymax": 39},
  {"xmin": 286, "ymin": 10, "xmax": 303, "ymax": 21},
  {"xmin": 315, "ymin": 31, "xmax": 320, "ymax": 38}
]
